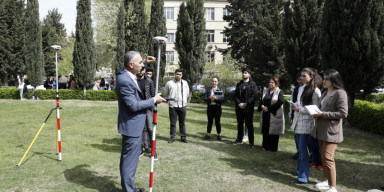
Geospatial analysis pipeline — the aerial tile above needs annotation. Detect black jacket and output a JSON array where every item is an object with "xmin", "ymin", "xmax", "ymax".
[
  {"xmin": 204, "ymin": 87, "xmax": 225, "ymax": 107},
  {"xmin": 233, "ymin": 79, "xmax": 258, "ymax": 109}
]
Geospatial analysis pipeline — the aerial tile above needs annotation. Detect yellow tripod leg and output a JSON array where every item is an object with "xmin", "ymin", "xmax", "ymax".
[{"xmin": 16, "ymin": 123, "xmax": 46, "ymax": 167}]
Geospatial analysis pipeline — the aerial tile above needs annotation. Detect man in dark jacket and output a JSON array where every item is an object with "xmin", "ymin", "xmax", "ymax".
[
  {"xmin": 233, "ymin": 68, "xmax": 258, "ymax": 148},
  {"xmin": 136, "ymin": 67, "xmax": 157, "ymax": 160}
]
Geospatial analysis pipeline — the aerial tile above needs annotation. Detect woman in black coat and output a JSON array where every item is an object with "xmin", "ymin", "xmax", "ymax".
[{"xmin": 204, "ymin": 77, "xmax": 224, "ymax": 141}]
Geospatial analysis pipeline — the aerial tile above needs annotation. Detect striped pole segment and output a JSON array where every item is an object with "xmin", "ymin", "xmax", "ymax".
[
  {"xmin": 54, "ymin": 49, "xmax": 62, "ymax": 161},
  {"xmin": 149, "ymin": 108, "xmax": 157, "ymax": 192}
]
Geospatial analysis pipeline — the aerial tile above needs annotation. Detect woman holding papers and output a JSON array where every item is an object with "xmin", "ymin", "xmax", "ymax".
[
  {"xmin": 257, "ymin": 76, "xmax": 285, "ymax": 152},
  {"xmin": 290, "ymin": 68, "xmax": 321, "ymax": 184},
  {"xmin": 312, "ymin": 69, "xmax": 348, "ymax": 192},
  {"xmin": 204, "ymin": 77, "xmax": 224, "ymax": 140}
]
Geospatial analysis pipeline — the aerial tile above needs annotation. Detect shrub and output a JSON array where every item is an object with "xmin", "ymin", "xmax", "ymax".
[
  {"xmin": 190, "ymin": 92, "xmax": 204, "ymax": 103},
  {"xmin": 0, "ymin": 87, "xmax": 20, "ymax": 99},
  {"xmin": 85, "ymin": 90, "xmax": 117, "ymax": 101},
  {"xmin": 365, "ymin": 94, "xmax": 384, "ymax": 103},
  {"xmin": 349, "ymin": 100, "xmax": 384, "ymax": 135}
]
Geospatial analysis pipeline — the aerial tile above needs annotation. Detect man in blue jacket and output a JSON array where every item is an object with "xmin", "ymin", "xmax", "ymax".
[{"xmin": 115, "ymin": 51, "xmax": 165, "ymax": 192}]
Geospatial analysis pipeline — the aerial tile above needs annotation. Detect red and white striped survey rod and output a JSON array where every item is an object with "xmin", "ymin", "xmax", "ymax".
[
  {"xmin": 52, "ymin": 45, "xmax": 62, "ymax": 161},
  {"xmin": 149, "ymin": 36, "xmax": 167, "ymax": 192}
]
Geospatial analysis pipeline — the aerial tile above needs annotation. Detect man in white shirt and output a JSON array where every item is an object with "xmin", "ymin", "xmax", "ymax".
[{"xmin": 164, "ymin": 69, "xmax": 190, "ymax": 143}]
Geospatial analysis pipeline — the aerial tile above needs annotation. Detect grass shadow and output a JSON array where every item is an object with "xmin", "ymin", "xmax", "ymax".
[
  {"xmin": 64, "ymin": 164, "xmax": 120, "ymax": 192},
  {"xmin": 91, "ymin": 138, "xmax": 121, "ymax": 153}
]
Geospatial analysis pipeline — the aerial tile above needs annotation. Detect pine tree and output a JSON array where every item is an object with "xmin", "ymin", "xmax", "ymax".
[
  {"xmin": 115, "ymin": 0, "xmax": 125, "ymax": 72},
  {"xmin": 73, "ymin": 0, "xmax": 96, "ymax": 92},
  {"xmin": 42, "ymin": 8, "xmax": 67, "ymax": 76},
  {"xmin": 148, "ymin": 0, "xmax": 167, "ymax": 82},
  {"xmin": 25, "ymin": 0, "xmax": 44, "ymax": 87},
  {"xmin": 175, "ymin": 0, "xmax": 207, "ymax": 91},
  {"xmin": 124, "ymin": 0, "xmax": 148, "ymax": 54},
  {"xmin": 283, "ymin": 0, "xmax": 324, "ymax": 83},
  {"xmin": 320, "ymin": 0, "xmax": 384, "ymax": 104}
]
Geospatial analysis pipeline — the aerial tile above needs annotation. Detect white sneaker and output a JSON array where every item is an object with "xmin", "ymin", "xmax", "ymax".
[
  {"xmin": 242, "ymin": 136, "xmax": 248, "ymax": 142},
  {"xmin": 315, "ymin": 180, "xmax": 329, "ymax": 190},
  {"xmin": 325, "ymin": 187, "xmax": 337, "ymax": 192}
]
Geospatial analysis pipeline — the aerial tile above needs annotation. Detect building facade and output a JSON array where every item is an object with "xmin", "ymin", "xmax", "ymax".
[{"xmin": 164, "ymin": 0, "xmax": 230, "ymax": 77}]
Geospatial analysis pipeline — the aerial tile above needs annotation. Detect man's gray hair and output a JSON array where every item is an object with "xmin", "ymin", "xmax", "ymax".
[{"xmin": 124, "ymin": 51, "xmax": 140, "ymax": 68}]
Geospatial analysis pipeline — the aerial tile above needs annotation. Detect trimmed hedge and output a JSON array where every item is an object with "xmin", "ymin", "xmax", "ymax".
[
  {"xmin": 348, "ymin": 100, "xmax": 384, "ymax": 135},
  {"xmin": 365, "ymin": 94, "xmax": 384, "ymax": 103}
]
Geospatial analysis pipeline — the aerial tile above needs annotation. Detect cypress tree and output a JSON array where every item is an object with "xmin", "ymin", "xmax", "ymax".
[
  {"xmin": 0, "ymin": 0, "xmax": 25, "ymax": 85},
  {"xmin": 283, "ymin": 0, "xmax": 324, "ymax": 83},
  {"xmin": 42, "ymin": 8, "xmax": 67, "ymax": 76},
  {"xmin": 175, "ymin": 0, "xmax": 207, "ymax": 91},
  {"xmin": 124, "ymin": 0, "xmax": 148, "ymax": 54},
  {"xmin": 247, "ymin": 0, "xmax": 285, "ymax": 87},
  {"xmin": 115, "ymin": 0, "xmax": 125, "ymax": 72},
  {"xmin": 148, "ymin": 0, "xmax": 167, "ymax": 82},
  {"xmin": 73, "ymin": 0, "xmax": 96, "ymax": 92},
  {"xmin": 320, "ymin": 0, "xmax": 384, "ymax": 104},
  {"xmin": 25, "ymin": 0, "xmax": 44, "ymax": 87}
]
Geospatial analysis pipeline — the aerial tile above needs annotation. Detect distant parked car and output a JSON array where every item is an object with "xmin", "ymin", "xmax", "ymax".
[
  {"xmin": 225, "ymin": 86, "xmax": 236, "ymax": 93},
  {"xmin": 192, "ymin": 84, "xmax": 206, "ymax": 92}
]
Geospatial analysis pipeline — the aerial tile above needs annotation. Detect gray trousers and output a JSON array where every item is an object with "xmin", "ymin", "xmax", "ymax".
[{"xmin": 142, "ymin": 109, "xmax": 154, "ymax": 149}]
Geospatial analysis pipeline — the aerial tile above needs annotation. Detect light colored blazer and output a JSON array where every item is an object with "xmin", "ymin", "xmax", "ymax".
[
  {"xmin": 314, "ymin": 89, "xmax": 348, "ymax": 143},
  {"xmin": 291, "ymin": 87, "xmax": 321, "ymax": 134},
  {"xmin": 259, "ymin": 87, "xmax": 285, "ymax": 135},
  {"xmin": 115, "ymin": 68, "xmax": 155, "ymax": 137}
]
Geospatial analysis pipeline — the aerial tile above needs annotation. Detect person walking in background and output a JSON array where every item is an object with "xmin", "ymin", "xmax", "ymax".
[
  {"xmin": 115, "ymin": 51, "xmax": 164, "ymax": 192},
  {"xmin": 110, "ymin": 76, "xmax": 115, "ymax": 90},
  {"xmin": 312, "ymin": 69, "xmax": 348, "ymax": 192},
  {"xmin": 93, "ymin": 78, "xmax": 101, "ymax": 90},
  {"xmin": 164, "ymin": 69, "xmax": 190, "ymax": 144},
  {"xmin": 257, "ymin": 77, "xmax": 285, "ymax": 152},
  {"xmin": 290, "ymin": 68, "xmax": 321, "ymax": 184},
  {"xmin": 290, "ymin": 73, "xmax": 304, "ymax": 159},
  {"xmin": 69, "ymin": 75, "xmax": 77, "ymax": 90},
  {"xmin": 100, "ymin": 78, "xmax": 106, "ymax": 90},
  {"xmin": 204, "ymin": 76, "xmax": 224, "ymax": 141},
  {"xmin": 232, "ymin": 68, "xmax": 258, "ymax": 148},
  {"xmin": 17, "ymin": 75, "xmax": 26, "ymax": 100},
  {"xmin": 136, "ymin": 67, "xmax": 157, "ymax": 160},
  {"xmin": 58, "ymin": 75, "xmax": 68, "ymax": 89}
]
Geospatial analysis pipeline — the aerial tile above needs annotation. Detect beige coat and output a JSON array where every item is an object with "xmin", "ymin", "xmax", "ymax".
[
  {"xmin": 313, "ymin": 89, "xmax": 348, "ymax": 143},
  {"xmin": 259, "ymin": 87, "xmax": 285, "ymax": 135}
]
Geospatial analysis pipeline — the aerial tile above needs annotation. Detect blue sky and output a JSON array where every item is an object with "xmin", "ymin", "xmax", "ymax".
[{"xmin": 39, "ymin": 0, "xmax": 78, "ymax": 35}]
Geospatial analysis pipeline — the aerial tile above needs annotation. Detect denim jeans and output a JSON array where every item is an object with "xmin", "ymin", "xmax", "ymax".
[
  {"xmin": 297, "ymin": 134, "xmax": 310, "ymax": 183},
  {"xmin": 310, "ymin": 136, "xmax": 322, "ymax": 166}
]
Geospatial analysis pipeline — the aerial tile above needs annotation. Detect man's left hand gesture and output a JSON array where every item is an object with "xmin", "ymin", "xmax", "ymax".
[{"xmin": 146, "ymin": 56, "xmax": 156, "ymax": 63}]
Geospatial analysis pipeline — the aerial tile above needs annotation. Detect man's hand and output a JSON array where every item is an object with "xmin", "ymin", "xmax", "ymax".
[
  {"xmin": 146, "ymin": 56, "xmax": 156, "ymax": 63},
  {"xmin": 210, "ymin": 95, "xmax": 216, "ymax": 101},
  {"xmin": 238, "ymin": 103, "xmax": 246, "ymax": 109},
  {"xmin": 154, "ymin": 93, "xmax": 166, "ymax": 104},
  {"xmin": 290, "ymin": 103, "xmax": 299, "ymax": 112},
  {"xmin": 261, "ymin": 105, "xmax": 268, "ymax": 112}
]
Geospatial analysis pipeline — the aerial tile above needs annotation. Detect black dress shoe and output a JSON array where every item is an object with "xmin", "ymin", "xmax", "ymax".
[
  {"xmin": 204, "ymin": 135, "xmax": 211, "ymax": 140},
  {"xmin": 181, "ymin": 138, "xmax": 189, "ymax": 143},
  {"xmin": 217, "ymin": 135, "xmax": 222, "ymax": 141},
  {"xmin": 134, "ymin": 187, "xmax": 145, "ymax": 192},
  {"xmin": 249, "ymin": 144, "xmax": 255, "ymax": 149},
  {"xmin": 144, "ymin": 148, "xmax": 151, "ymax": 154},
  {"xmin": 294, "ymin": 179, "xmax": 307, "ymax": 185},
  {"xmin": 168, "ymin": 138, "xmax": 175, "ymax": 143}
]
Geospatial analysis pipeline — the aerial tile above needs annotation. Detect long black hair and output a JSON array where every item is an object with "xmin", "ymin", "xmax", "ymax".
[
  {"xmin": 301, "ymin": 68, "xmax": 317, "ymax": 106},
  {"xmin": 323, "ymin": 69, "xmax": 345, "ymax": 90}
]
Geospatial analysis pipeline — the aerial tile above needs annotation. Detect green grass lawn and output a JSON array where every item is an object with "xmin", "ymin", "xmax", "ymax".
[{"xmin": 0, "ymin": 99, "xmax": 383, "ymax": 192}]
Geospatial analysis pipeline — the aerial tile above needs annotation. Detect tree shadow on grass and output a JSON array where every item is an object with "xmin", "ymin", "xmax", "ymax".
[
  {"xmin": 91, "ymin": 138, "xmax": 121, "ymax": 153},
  {"xmin": 188, "ymin": 132, "xmax": 384, "ymax": 192},
  {"xmin": 64, "ymin": 164, "xmax": 120, "ymax": 192}
]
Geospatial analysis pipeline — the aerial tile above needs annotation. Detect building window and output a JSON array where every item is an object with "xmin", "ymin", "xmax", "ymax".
[
  {"xmin": 206, "ymin": 51, "xmax": 215, "ymax": 63},
  {"xmin": 205, "ymin": 8, "xmax": 215, "ymax": 21},
  {"xmin": 164, "ymin": 7, "xmax": 174, "ymax": 20},
  {"xmin": 167, "ymin": 72, "xmax": 175, "ymax": 77},
  {"xmin": 207, "ymin": 30, "xmax": 214, "ymax": 43},
  {"xmin": 167, "ymin": 33, "xmax": 175, "ymax": 43},
  {"xmin": 166, "ymin": 51, "xmax": 174, "ymax": 64},
  {"xmin": 223, "ymin": 8, "xmax": 231, "ymax": 18},
  {"xmin": 223, "ymin": 34, "xmax": 229, "ymax": 43}
]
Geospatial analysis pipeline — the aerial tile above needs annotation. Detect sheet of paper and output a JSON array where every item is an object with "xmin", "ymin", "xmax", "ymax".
[{"xmin": 304, "ymin": 105, "xmax": 322, "ymax": 115}]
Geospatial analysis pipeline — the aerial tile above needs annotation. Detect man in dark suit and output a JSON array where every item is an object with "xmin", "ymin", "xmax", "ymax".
[{"xmin": 116, "ymin": 51, "xmax": 165, "ymax": 192}]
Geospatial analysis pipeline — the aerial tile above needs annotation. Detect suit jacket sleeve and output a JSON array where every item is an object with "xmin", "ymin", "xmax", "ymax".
[
  {"xmin": 320, "ymin": 90, "xmax": 348, "ymax": 119},
  {"xmin": 120, "ymin": 82, "xmax": 154, "ymax": 112}
]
